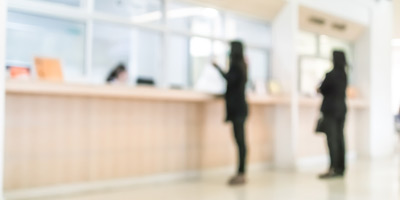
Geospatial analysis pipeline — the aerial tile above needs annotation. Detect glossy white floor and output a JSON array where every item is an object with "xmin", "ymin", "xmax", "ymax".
[{"xmin": 11, "ymin": 156, "xmax": 399, "ymax": 200}]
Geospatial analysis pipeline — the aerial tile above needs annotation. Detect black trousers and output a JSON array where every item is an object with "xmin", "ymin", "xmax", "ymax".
[
  {"xmin": 324, "ymin": 115, "xmax": 346, "ymax": 174},
  {"xmin": 232, "ymin": 118, "xmax": 247, "ymax": 174}
]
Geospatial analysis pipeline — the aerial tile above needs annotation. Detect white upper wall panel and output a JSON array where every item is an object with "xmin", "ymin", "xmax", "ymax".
[
  {"xmin": 299, "ymin": 0, "xmax": 371, "ymax": 26},
  {"xmin": 182, "ymin": 0, "xmax": 286, "ymax": 21}
]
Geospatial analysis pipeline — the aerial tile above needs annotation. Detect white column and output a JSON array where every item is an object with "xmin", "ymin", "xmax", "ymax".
[
  {"xmin": 0, "ymin": 0, "xmax": 7, "ymax": 198},
  {"xmin": 271, "ymin": 0, "xmax": 299, "ymax": 169},
  {"xmin": 354, "ymin": 1, "xmax": 395, "ymax": 158},
  {"xmin": 394, "ymin": 0, "xmax": 400, "ymax": 39},
  {"xmin": 354, "ymin": 30, "xmax": 372, "ymax": 158},
  {"xmin": 368, "ymin": 1, "xmax": 395, "ymax": 157},
  {"xmin": 392, "ymin": 47, "xmax": 400, "ymax": 114}
]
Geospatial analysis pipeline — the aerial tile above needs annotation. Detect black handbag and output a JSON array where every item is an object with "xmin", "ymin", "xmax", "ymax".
[{"xmin": 316, "ymin": 113, "xmax": 326, "ymax": 134}]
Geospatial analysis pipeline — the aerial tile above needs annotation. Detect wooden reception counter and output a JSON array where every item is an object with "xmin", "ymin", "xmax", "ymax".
[{"xmin": 4, "ymin": 80, "xmax": 367, "ymax": 191}]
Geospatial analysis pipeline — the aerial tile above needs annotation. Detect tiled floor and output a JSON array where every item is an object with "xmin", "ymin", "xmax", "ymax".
[{"xmin": 11, "ymin": 157, "xmax": 400, "ymax": 200}]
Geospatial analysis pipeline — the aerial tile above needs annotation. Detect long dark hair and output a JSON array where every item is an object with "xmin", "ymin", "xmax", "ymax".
[
  {"xmin": 332, "ymin": 50, "xmax": 348, "ymax": 85},
  {"xmin": 107, "ymin": 64, "xmax": 126, "ymax": 82},
  {"xmin": 333, "ymin": 50, "xmax": 347, "ymax": 73},
  {"xmin": 229, "ymin": 41, "xmax": 248, "ymax": 82}
]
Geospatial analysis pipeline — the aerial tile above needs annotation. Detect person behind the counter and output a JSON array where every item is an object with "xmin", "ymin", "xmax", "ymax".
[{"xmin": 106, "ymin": 64, "xmax": 129, "ymax": 84}]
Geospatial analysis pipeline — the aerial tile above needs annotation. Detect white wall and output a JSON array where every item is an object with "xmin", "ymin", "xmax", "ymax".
[{"xmin": 0, "ymin": 0, "xmax": 6, "ymax": 198}]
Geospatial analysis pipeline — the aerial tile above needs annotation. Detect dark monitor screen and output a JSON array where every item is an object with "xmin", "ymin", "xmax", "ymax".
[{"xmin": 137, "ymin": 77, "xmax": 155, "ymax": 86}]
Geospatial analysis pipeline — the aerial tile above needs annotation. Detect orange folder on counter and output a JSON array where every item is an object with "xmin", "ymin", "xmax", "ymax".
[{"xmin": 34, "ymin": 57, "xmax": 63, "ymax": 81}]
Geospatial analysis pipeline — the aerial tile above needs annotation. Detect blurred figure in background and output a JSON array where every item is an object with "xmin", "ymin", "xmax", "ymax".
[
  {"xmin": 318, "ymin": 50, "xmax": 348, "ymax": 179},
  {"xmin": 213, "ymin": 41, "xmax": 248, "ymax": 186},
  {"xmin": 106, "ymin": 63, "xmax": 128, "ymax": 84}
]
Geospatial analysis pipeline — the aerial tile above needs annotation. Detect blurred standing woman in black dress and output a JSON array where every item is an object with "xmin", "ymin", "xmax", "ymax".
[
  {"xmin": 213, "ymin": 41, "xmax": 248, "ymax": 185},
  {"xmin": 318, "ymin": 50, "xmax": 348, "ymax": 179}
]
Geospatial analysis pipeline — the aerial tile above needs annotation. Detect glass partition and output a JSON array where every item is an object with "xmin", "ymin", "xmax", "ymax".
[
  {"xmin": 166, "ymin": 35, "xmax": 190, "ymax": 89},
  {"xmin": 6, "ymin": 11, "xmax": 85, "ymax": 82},
  {"xmin": 135, "ymin": 29, "xmax": 162, "ymax": 85},
  {"xmin": 92, "ymin": 22, "xmax": 162, "ymax": 85},
  {"xmin": 92, "ymin": 22, "xmax": 131, "ymax": 84},
  {"xmin": 212, "ymin": 41, "xmax": 229, "ymax": 70},
  {"xmin": 247, "ymin": 48, "xmax": 269, "ymax": 86},
  {"xmin": 190, "ymin": 37, "xmax": 212, "ymax": 86},
  {"xmin": 6, "ymin": 0, "xmax": 272, "ymax": 90}
]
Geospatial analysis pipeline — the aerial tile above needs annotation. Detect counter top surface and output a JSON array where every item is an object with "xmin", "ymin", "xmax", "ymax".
[
  {"xmin": 5, "ymin": 80, "xmax": 214, "ymax": 103},
  {"xmin": 5, "ymin": 80, "xmax": 368, "ymax": 108}
]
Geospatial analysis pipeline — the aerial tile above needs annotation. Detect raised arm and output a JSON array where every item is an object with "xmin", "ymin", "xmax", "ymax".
[
  {"xmin": 213, "ymin": 62, "xmax": 228, "ymax": 79},
  {"xmin": 213, "ymin": 62, "xmax": 240, "ymax": 84}
]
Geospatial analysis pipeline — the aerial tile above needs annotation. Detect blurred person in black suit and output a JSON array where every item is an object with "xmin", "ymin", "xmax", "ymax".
[
  {"xmin": 213, "ymin": 41, "xmax": 248, "ymax": 185},
  {"xmin": 318, "ymin": 50, "xmax": 348, "ymax": 179}
]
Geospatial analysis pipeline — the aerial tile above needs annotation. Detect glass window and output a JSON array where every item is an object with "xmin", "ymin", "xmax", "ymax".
[
  {"xmin": 27, "ymin": 0, "xmax": 81, "ymax": 7},
  {"xmin": 319, "ymin": 35, "xmax": 353, "ymax": 64},
  {"xmin": 92, "ymin": 22, "xmax": 162, "ymax": 85},
  {"xmin": 319, "ymin": 35, "xmax": 354, "ymax": 84},
  {"xmin": 297, "ymin": 32, "xmax": 355, "ymax": 93},
  {"xmin": 136, "ymin": 29, "xmax": 162, "ymax": 85},
  {"xmin": 167, "ymin": 2, "xmax": 223, "ymax": 37},
  {"xmin": 190, "ymin": 37, "xmax": 212, "ymax": 86},
  {"xmin": 6, "ymin": 11, "xmax": 85, "ymax": 81},
  {"xmin": 212, "ymin": 41, "xmax": 229, "ymax": 70},
  {"xmin": 297, "ymin": 31, "xmax": 318, "ymax": 55},
  {"xmin": 247, "ymin": 48, "xmax": 269, "ymax": 85},
  {"xmin": 92, "ymin": 22, "xmax": 131, "ymax": 84},
  {"xmin": 166, "ymin": 35, "xmax": 190, "ymax": 89},
  {"xmin": 299, "ymin": 56, "xmax": 332, "ymax": 96},
  {"xmin": 7, "ymin": 1, "xmax": 272, "ymax": 86},
  {"xmin": 192, "ymin": 37, "xmax": 226, "ymax": 93},
  {"xmin": 226, "ymin": 15, "xmax": 271, "ymax": 47},
  {"xmin": 95, "ymin": 0, "xmax": 163, "ymax": 25}
]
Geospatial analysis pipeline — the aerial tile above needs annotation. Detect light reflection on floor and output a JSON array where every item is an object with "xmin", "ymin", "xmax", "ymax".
[{"xmin": 8, "ymin": 157, "xmax": 400, "ymax": 200}]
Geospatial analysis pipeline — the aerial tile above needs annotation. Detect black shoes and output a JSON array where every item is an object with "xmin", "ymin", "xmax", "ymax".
[
  {"xmin": 318, "ymin": 169, "xmax": 344, "ymax": 179},
  {"xmin": 228, "ymin": 174, "xmax": 246, "ymax": 186}
]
